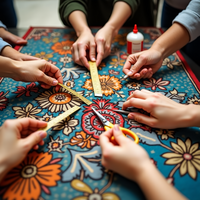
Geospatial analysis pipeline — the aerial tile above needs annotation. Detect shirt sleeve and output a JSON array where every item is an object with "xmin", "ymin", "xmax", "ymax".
[
  {"xmin": 59, "ymin": 0, "xmax": 89, "ymax": 27},
  {"xmin": 0, "ymin": 37, "xmax": 11, "ymax": 54},
  {"xmin": 0, "ymin": 21, "xmax": 7, "ymax": 30},
  {"xmin": 173, "ymin": 0, "xmax": 200, "ymax": 42}
]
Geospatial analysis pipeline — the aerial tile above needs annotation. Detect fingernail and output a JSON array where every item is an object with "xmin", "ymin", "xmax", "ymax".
[
  {"xmin": 114, "ymin": 124, "xmax": 120, "ymax": 131},
  {"xmin": 91, "ymin": 57, "xmax": 96, "ymax": 61},
  {"xmin": 39, "ymin": 131, "xmax": 47, "ymax": 138},
  {"xmin": 128, "ymin": 113, "xmax": 135, "ymax": 120},
  {"xmin": 128, "ymin": 71, "xmax": 133, "ymax": 76},
  {"xmin": 53, "ymin": 80, "xmax": 58, "ymax": 85}
]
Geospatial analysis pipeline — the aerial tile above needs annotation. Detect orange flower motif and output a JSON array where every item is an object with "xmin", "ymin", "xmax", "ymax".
[
  {"xmin": 70, "ymin": 131, "xmax": 98, "ymax": 149},
  {"xmin": 51, "ymin": 40, "xmax": 74, "ymax": 55},
  {"xmin": 83, "ymin": 75, "xmax": 122, "ymax": 96},
  {"xmin": 1, "ymin": 152, "xmax": 61, "ymax": 200},
  {"xmin": 112, "ymin": 33, "xmax": 127, "ymax": 45}
]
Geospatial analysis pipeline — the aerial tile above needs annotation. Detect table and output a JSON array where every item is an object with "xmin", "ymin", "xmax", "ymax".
[{"xmin": 0, "ymin": 27, "xmax": 200, "ymax": 200}]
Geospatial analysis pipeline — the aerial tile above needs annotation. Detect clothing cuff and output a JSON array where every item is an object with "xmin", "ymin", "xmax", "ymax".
[
  {"xmin": 0, "ymin": 21, "xmax": 7, "ymax": 30},
  {"xmin": 63, "ymin": 2, "xmax": 87, "ymax": 27},
  {"xmin": 173, "ymin": 10, "xmax": 200, "ymax": 42},
  {"xmin": 0, "ymin": 38, "xmax": 11, "ymax": 54}
]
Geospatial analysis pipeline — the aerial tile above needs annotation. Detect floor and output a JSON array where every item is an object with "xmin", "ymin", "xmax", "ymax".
[{"xmin": 14, "ymin": 0, "xmax": 163, "ymax": 28}]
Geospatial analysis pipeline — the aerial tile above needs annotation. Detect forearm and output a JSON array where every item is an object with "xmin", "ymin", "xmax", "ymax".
[
  {"xmin": 136, "ymin": 163, "xmax": 187, "ymax": 200},
  {"xmin": 105, "ymin": 1, "xmax": 131, "ymax": 32},
  {"xmin": 68, "ymin": 11, "xmax": 91, "ymax": 37},
  {"xmin": 151, "ymin": 23, "xmax": 190, "ymax": 59}
]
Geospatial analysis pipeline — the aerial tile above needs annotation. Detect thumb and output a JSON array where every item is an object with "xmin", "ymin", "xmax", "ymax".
[
  {"xmin": 21, "ymin": 131, "xmax": 47, "ymax": 153},
  {"xmin": 39, "ymin": 73, "xmax": 58, "ymax": 86},
  {"xmin": 112, "ymin": 124, "xmax": 129, "ymax": 145},
  {"xmin": 130, "ymin": 55, "xmax": 147, "ymax": 74}
]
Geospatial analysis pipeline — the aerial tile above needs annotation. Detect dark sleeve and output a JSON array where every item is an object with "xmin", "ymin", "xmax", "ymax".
[{"xmin": 59, "ymin": 0, "xmax": 89, "ymax": 27}]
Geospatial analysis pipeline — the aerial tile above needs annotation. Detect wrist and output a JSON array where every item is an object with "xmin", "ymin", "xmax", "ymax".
[
  {"xmin": 76, "ymin": 26, "xmax": 92, "ymax": 37},
  {"xmin": 0, "ymin": 157, "xmax": 10, "ymax": 182},
  {"xmin": 185, "ymin": 104, "xmax": 200, "ymax": 127}
]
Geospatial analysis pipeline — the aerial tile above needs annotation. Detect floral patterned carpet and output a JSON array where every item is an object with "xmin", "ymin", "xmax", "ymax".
[{"xmin": 0, "ymin": 27, "xmax": 200, "ymax": 200}]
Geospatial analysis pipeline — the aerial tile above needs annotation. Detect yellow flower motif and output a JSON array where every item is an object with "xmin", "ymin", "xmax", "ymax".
[
  {"xmin": 42, "ymin": 37, "xmax": 59, "ymax": 44},
  {"xmin": 83, "ymin": 75, "xmax": 122, "ymax": 96},
  {"xmin": 34, "ymin": 51, "xmax": 53, "ymax": 60},
  {"xmin": 110, "ymin": 58, "xmax": 125, "ymax": 68},
  {"xmin": 13, "ymin": 103, "xmax": 41, "ymax": 119},
  {"xmin": 156, "ymin": 129, "xmax": 174, "ymax": 140},
  {"xmin": 71, "ymin": 179, "xmax": 120, "ymax": 200},
  {"xmin": 162, "ymin": 138, "xmax": 200, "ymax": 179}
]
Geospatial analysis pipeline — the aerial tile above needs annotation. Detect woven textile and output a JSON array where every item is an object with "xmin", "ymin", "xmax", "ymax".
[{"xmin": 0, "ymin": 27, "xmax": 200, "ymax": 200}]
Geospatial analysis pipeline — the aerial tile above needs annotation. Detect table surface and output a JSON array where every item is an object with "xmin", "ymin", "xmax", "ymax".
[
  {"xmin": 9, "ymin": 27, "xmax": 200, "ymax": 81},
  {"xmin": 0, "ymin": 27, "xmax": 199, "ymax": 200}
]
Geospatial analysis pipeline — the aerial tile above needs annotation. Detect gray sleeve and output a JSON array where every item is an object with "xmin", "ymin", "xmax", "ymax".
[
  {"xmin": 0, "ymin": 38, "xmax": 11, "ymax": 54},
  {"xmin": 0, "ymin": 21, "xmax": 7, "ymax": 30},
  {"xmin": 173, "ymin": 0, "xmax": 200, "ymax": 42}
]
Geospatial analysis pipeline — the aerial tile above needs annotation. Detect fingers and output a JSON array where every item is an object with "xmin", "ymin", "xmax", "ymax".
[
  {"xmin": 21, "ymin": 130, "xmax": 47, "ymax": 153},
  {"xmin": 122, "ymin": 97, "xmax": 150, "ymax": 112},
  {"xmin": 21, "ymin": 55, "xmax": 39, "ymax": 61},
  {"xmin": 89, "ymin": 42, "xmax": 96, "ymax": 62},
  {"xmin": 112, "ymin": 125, "xmax": 129, "ymax": 145},
  {"xmin": 128, "ymin": 112, "xmax": 157, "ymax": 128},
  {"xmin": 4, "ymin": 118, "xmax": 47, "ymax": 136},
  {"xmin": 99, "ymin": 128, "xmax": 114, "ymax": 149},
  {"xmin": 126, "ymin": 90, "xmax": 150, "ymax": 101},
  {"xmin": 96, "ymin": 39, "xmax": 105, "ymax": 66}
]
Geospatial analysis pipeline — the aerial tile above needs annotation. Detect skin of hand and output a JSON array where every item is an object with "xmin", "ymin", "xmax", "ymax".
[
  {"xmin": 0, "ymin": 57, "xmax": 63, "ymax": 90},
  {"xmin": 1, "ymin": 46, "xmax": 39, "ymax": 61},
  {"xmin": 0, "ymin": 118, "xmax": 47, "ymax": 182},
  {"xmin": 123, "ymin": 89, "xmax": 200, "ymax": 129},
  {"xmin": 123, "ymin": 23, "xmax": 190, "ymax": 80},
  {"xmin": 71, "ymin": 28, "xmax": 96, "ymax": 70},
  {"xmin": 0, "ymin": 27, "xmax": 27, "ymax": 45},
  {"xmin": 123, "ymin": 49, "xmax": 163, "ymax": 80},
  {"xmin": 100, "ymin": 125, "xmax": 187, "ymax": 200},
  {"xmin": 94, "ymin": 23, "xmax": 118, "ymax": 66},
  {"xmin": 100, "ymin": 124, "xmax": 151, "ymax": 182},
  {"xmin": 69, "ymin": 2, "xmax": 131, "ymax": 69}
]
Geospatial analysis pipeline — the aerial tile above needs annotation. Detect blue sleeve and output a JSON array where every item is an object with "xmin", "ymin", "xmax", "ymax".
[
  {"xmin": 0, "ymin": 37, "xmax": 11, "ymax": 54},
  {"xmin": 173, "ymin": 0, "xmax": 200, "ymax": 42},
  {"xmin": 0, "ymin": 21, "xmax": 7, "ymax": 30}
]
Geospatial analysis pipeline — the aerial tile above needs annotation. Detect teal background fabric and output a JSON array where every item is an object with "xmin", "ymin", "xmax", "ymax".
[{"xmin": 0, "ymin": 27, "xmax": 200, "ymax": 200}]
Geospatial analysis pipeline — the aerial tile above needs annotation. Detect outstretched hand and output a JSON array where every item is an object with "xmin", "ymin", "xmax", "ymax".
[
  {"xmin": 0, "ymin": 118, "xmax": 47, "ymax": 182},
  {"xmin": 100, "ymin": 124, "xmax": 151, "ymax": 182},
  {"xmin": 123, "ymin": 89, "xmax": 193, "ymax": 129},
  {"xmin": 123, "ymin": 49, "xmax": 163, "ymax": 80}
]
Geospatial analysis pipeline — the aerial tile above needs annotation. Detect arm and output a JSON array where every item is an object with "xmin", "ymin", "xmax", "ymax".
[
  {"xmin": 100, "ymin": 125, "xmax": 187, "ymax": 200},
  {"xmin": 0, "ymin": 118, "xmax": 47, "ymax": 182},
  {"xmin": 0, "ymin": 20, "xmax": 27, "ymax": 46},
  {"xmin": 123, "ymin": 0, "xmax": 200, "ymax": 79},
  {"xmin": 122, "ymin": 89, "xmax": 200, "ymax": 129},
  {"xmin": 95, "ymin": 1, "xmax": 132, "ymax": 66},
  {"xmin": 0, "ymin": 56, "xmax": 63, "ymax": 89}
]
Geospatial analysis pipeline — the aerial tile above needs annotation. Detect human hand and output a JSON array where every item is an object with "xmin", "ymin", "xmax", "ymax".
[
  {"xmin": 71, "ymin": 29, "xmax": 96, "ymax": 70},
  {"xmin": 100, "ymin": 124, "xmax": 151, "ymax": 182},
  {"xmin": 0, "ymin": 27, "xmax": 27, "ymax": 46},
  {"xmin": 0, "ymin": 118, "xmax": 47, "ymax": 181},
  {"xmin": 94, "ymin": 24, "xmax": 118, "ymax": 66},
  {"xmin": 122, "ymin": 89, "xmax": 193, "ymax": 129},
  {"xmin": 123, "ymin": 49, "xmax": 163, "ymax": 80},
  {"xmin": 12, "ymin": 59, "xmax": 63, "ymax": 90},
  {"xmin": 1, "ymin": 46, "xmax": 39, "ymax": 61}
]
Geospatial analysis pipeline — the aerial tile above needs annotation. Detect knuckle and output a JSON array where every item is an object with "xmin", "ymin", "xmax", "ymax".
[{"xmin": 3, "ymin": 120, "xmax": 13, "ymax": 128}]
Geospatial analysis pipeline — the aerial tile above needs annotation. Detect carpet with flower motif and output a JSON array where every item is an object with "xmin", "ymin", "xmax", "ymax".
[{"xmin": 0, "ymin": 27, "xmax": 200, "ymax": 200}]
